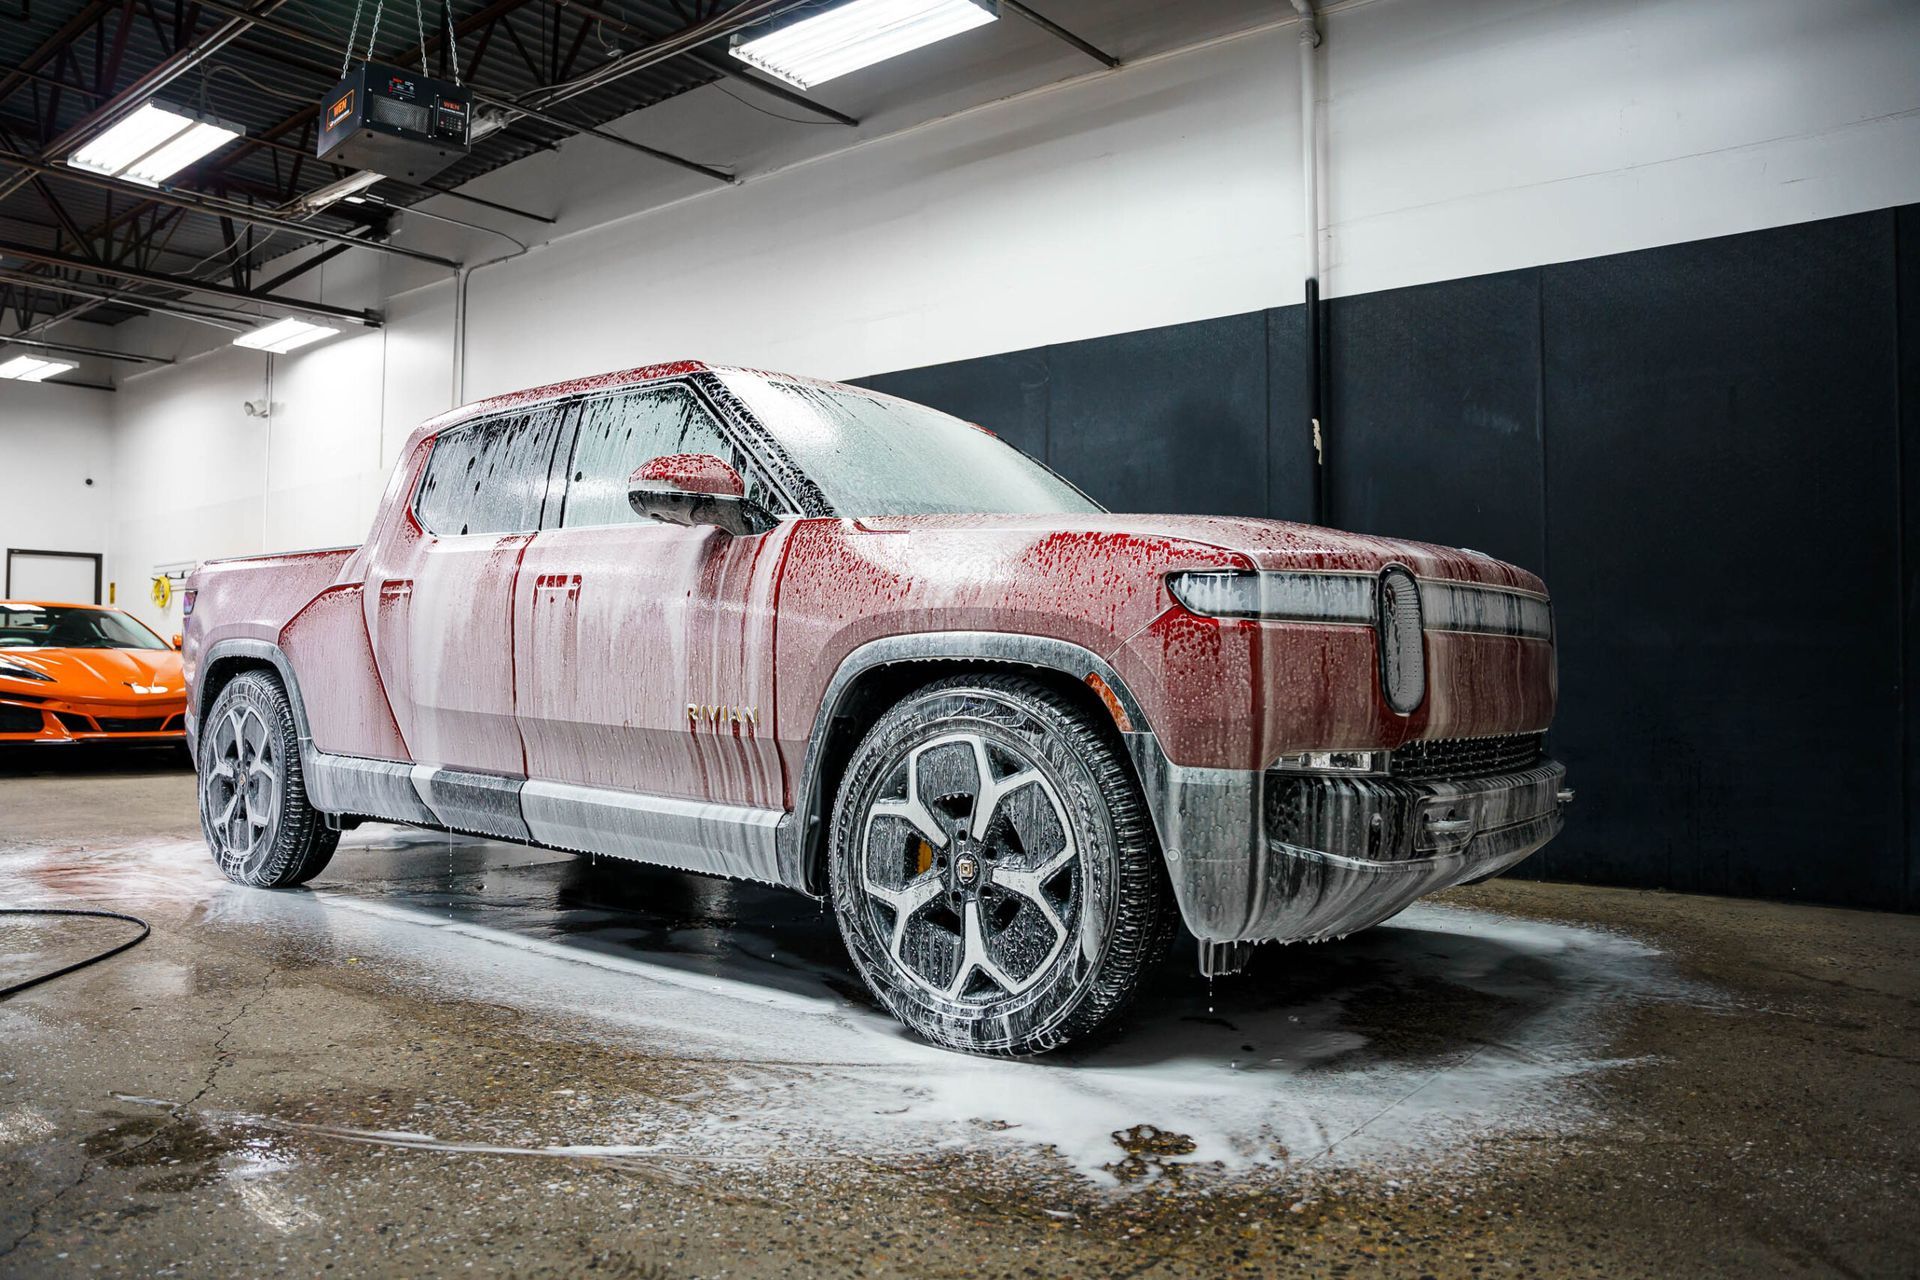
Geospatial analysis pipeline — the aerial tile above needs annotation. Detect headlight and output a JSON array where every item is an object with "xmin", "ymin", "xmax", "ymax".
[
  {"xmin": 1167, "ymin": 570, "xmax": 1376, "ymax": 623},
  {"xmin": 1167, "ymin": 571, "xmax": 1265, "ymax": 618},
  {"xmin": 0, "ymin": 661, "xmax": 54, "ymax": 683},
  {"xmin": 1377, "ymin": 565, "xmax": 1425, "ymax": 714}
]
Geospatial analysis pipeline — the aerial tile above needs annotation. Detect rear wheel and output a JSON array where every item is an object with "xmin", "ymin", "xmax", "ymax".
[
  {"xmin": 198, "ymin": 672, "xmax": 337, "ymax": 888},
  {"xmin": 829, "ymin": 674, "xmax": 1171, "ymax": 1056}
]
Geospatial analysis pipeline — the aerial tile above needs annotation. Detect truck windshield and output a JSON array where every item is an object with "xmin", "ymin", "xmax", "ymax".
[
  {"xmin": 0, "ymin": 605, "xmax": 169, "ymax": 651},
  {"xmin": 719, "ymin": 373, "xmax": 1104, "ymax": 517}
]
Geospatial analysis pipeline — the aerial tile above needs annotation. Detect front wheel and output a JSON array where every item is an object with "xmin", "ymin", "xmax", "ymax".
[
  {"xmin": 828, "ymin": 675, "xmax": 1172, "ymax": 1056},
  {"xmin": 198, "ymin": 671, "xmax": 338, "ymax": 888}
]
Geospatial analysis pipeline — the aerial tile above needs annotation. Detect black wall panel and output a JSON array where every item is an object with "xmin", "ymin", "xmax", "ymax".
[
  {"xmin": 846, "ymin": 204, "xmax": 1917, "ymax": 909},
  {"xmin": 1265, "ymin": 303, "xmax": 1317, "ymax": 523},
  {"xmin": 1324, "ymin": 269, "xmax": 1547, "ymax": 575},
  {"xmin": 1542, "ymin": 212, "xmax": 1902, "ymax": 905},
  {"xmin": 855, "ymin": 346, "xmax": 1050, "ymax": 461},
  {"xmin": 1901, "ymin": 204, "xmax": 1919, "ymax": 913},
  {"xmin": 1046, "ymin": 312, "xmax": 1270, "ymax": 515}
]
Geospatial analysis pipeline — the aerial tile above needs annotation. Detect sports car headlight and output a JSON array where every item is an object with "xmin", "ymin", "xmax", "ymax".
[{"xmin": 0, "ymin": 661, "xmax": 54, "ymax": 683}]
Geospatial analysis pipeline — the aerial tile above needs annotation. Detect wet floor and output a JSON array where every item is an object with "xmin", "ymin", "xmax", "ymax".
[{"xmin": 2, "ymin": 758, "xmax": 1916, "ymax": 1276}]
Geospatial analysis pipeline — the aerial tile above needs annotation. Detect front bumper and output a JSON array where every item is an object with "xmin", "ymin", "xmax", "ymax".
[
  {"xmin": 1127, "ymin": 737, "xmax": 1567, "ymax": 943},
  {"xmin": 0, "ymin": 697, "xmax": 187, "ymax": 746}
]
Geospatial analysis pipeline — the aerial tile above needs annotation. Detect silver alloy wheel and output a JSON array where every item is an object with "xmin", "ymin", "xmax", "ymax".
[
  {"xmin": 859, "ymin": 731, "xmax": 1080, "ymax": 1003},
  {"xmin": 201, "ymin": 702, "xmax": 281, "ymax": 874}
]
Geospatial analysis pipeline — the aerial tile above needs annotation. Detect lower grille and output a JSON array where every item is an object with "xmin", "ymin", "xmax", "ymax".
[
  {"xmin": 96, "ymin": 717, "xmax": 173, "ymax": 733},
  {"xmin": 0, "ymin": 704, "xmax": 46, "ymax": 733},
  {"xmin": 1390, "ymin": 733, "xmax": 1545, "ymax": 782},
  {"xmin": 53, "ymin": 711, "xmax": 93, "ymax": 732}
]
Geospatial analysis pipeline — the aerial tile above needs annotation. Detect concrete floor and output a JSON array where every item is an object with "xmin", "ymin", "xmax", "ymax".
[{"xmin": 0, "ymin": 752, "xmax": 1915, "ymax": 1279}]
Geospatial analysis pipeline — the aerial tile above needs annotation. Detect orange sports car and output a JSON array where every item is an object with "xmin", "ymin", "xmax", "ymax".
[{"xmin": 0, "ymin": 600, "xmax": 188, "ymax": 746}]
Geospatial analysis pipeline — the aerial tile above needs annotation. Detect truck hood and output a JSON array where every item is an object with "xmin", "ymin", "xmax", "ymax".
[{"xmin": 854, "ymin": 513, "xmax": 1546, "ymax": 594}]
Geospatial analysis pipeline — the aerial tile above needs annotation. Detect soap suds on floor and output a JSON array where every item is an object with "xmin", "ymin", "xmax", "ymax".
[{"xmin": 2, "ymin": 830, "xmax": 1712, "ymax": 1188}]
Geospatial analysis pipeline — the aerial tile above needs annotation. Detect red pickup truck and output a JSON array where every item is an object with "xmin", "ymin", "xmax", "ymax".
[{"xmin": 185, "ymin": 360, "xmax": 1567, "ymax": 1055}]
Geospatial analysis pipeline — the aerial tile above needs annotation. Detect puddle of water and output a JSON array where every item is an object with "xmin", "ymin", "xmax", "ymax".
[{"xmin": 3, "ymin": 831, "xmax": 1714, "ymax": 1186}]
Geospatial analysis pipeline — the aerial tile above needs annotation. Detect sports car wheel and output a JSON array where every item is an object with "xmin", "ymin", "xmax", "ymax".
[
  {"xmin": 829, "ymin": 674, "xmax": 1172, "ymax": 1056},
  {"xmin": 198, "ymin": 671, "xmax": 337, "ymax": 888}
]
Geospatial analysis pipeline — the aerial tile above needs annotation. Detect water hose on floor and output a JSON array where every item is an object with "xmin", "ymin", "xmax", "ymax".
[{"xmin": 0, "ymin": 908, "xmax": 151, "ymax": 999}]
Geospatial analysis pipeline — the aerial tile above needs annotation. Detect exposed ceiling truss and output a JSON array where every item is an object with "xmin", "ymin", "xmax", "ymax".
[{"xmin": 0, "ymin": 0, "xmax": 1114, "ymax": 349}]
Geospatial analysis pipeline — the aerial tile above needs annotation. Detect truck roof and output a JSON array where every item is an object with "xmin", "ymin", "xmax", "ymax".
[{"xmin": 402, "ymin": 360, "xmax": 869, "ymax": 457}]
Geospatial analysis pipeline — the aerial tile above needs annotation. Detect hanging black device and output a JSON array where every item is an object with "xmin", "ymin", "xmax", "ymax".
[{"xmin": 318, "ymin": 61, "xmax": 471, "ymax": 182}]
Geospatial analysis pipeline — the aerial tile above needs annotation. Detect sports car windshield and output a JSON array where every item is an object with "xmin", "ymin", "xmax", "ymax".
[
  {"xmin": 720, "ymin": 373, "xmax": 1104, "ymax": 517},
  {"xmin": 0, "ymin": 605, "xmax": 169, "ymax": 650}
]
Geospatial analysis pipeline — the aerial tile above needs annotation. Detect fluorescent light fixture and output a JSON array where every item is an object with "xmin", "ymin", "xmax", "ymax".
[
  {"xmin": 232, "ymin": 318, "xmax": 340, "ymax": 355},
  {"xmin": 69, "ymin": 102, "xmax": 242, "ymax": 187},
  {"xmin": 469, "ymin": 110, "xmax": 511, "ymax": 145},
  {"xmin": 729, "ymin": 0, "xmax": 996, "ymax": 90},
  {"xmin": 288, "ymin": 169, "xmax": 382, "ymax": 215},
  {"xmin": 0, "ymin": 354, "xmax": 77, "ymax": 382}
]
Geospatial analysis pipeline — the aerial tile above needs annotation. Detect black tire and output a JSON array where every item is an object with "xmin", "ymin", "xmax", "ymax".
[
  {"xmin": 828, "ymin": 674, "xmax": 1172, "ymax": 1056},
  {"xmin": 198, "ymin": 671, "xmax": 338, "ymax": 888}
]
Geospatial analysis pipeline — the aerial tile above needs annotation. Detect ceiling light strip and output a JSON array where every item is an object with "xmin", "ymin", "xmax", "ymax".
[{"xmin": 729, "ymin": 0, "xmax": 997, "ymax": 89}]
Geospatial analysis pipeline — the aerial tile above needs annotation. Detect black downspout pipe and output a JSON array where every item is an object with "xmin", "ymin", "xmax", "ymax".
[{"xmin": 1306, "ymin": 276, "xmax": 1327, "ymax": 525}]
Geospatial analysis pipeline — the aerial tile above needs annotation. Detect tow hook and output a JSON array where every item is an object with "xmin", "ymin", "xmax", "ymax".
[{"xmin": 1417, "ymin": 804, "xmax": 1477, "ymax": 854}]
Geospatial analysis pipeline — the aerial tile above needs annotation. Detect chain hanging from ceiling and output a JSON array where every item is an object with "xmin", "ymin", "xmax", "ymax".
[{"xmin": 339, "ymin": 0, "xmax": 462, "ymax": 82}]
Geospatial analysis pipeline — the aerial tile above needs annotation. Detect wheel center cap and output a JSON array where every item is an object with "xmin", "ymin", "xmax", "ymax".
[{"xmin": 954, "ymin": 853, "xmax": 980, "ymax": 885}]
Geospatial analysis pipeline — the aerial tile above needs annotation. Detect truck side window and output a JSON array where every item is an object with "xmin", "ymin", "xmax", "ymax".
[
  {"xmin": 560, "ymin": 384, "xmax": 780, "ymax": 528},
  {"xmin": 416, "ymin": 408, "xmax": 568, "ymax": 536}
]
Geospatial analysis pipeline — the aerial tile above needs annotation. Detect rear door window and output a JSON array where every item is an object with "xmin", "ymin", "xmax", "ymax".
[
  {"xmin": 416, "ymin": 406, "xmax": 571, "ymax": 536},
  {"xmin": 559, "ymin": 382, "xmax": 782, "ymax": 528}
]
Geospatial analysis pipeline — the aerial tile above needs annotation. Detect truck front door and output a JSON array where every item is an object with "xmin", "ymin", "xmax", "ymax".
[{"xmin": 510, "ymin": 378, "xmax": 794, "ymax": 879}]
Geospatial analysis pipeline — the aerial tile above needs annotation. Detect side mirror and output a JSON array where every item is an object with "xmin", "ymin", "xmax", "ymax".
[
  {"xmin": 170, "ymin": 633, "xmax": 183, "ymax": 650},
  {"xmin": 628, "ymin": 454, "xmax": 776, "ymax": 537}
]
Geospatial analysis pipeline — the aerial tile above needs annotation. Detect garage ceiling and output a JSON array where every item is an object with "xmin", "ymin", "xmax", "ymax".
[
  {"xmin": 0, "ymin": 0, "xmax": 1281, "ymax": 346},
  {"xmin": 0, "ymin": 0, "xmax": 867, "ymax": 330}
]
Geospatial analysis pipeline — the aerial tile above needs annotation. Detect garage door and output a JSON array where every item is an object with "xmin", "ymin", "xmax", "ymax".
[{"xmin": 5, "ymin": 549, "xmax": 101, "ymax": 604}]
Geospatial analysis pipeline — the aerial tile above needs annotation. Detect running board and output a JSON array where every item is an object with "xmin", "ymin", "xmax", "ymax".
[{"xmin": 304, "ymin": 751, "xmax": 789, "ymax": 888}]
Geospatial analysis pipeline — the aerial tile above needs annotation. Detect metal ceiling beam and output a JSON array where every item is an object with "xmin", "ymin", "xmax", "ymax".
[
  {"xmin": 474, "ymin": 92, "xmax": 734, "ymax": 183},
  {"xmin": 191, "ymin": 0, "xmax": 737, "ymax": 183},
  {"xmin": 535, "ymin": 0, "xmax": 857, "ymax": 127},
  {"xmin": 0, "ymin": 239, "xmax": 382, "ymax": 325},
  {"xmin": 0, "ymin": 0, "xmax": 486, "ymax": 299},
  {"xmin": 0, "ymin": 147, "xmax": 463, "ymax": 270},
  {"xmin": 173, "ymin": 56, "xmax": 557, "ymax": 222},
  {"xmin": 37, "ymin": 0, "xmax": 298, "ymax": 162},
  {"xmin": 0, "ymin": 266, "xmax": 273, "ymax": 325},
  {"xmin": 521, "ymin": 0, "xmax": 814, "ymax": 113},
  {"xmin": 0, "ymin": 0, "xmax": 120, "ymax": 108},
  {"xmin": 422, "ymin": 185, "xmax": 556, "ymax": 224},
  {"xmin": 688, "ymin": 53, "xmax": 860, "ymax": 129},
  {"xmin": 1000, "ymin": 0, "xmax": 1119, "ymax": 69},
  {"xmin": 4, "ymin": 62, "xmax": 110, "ymax": 105},
  {"xmin": 0, "ymin": 330, "xmax": 172, "ymax": 364},
  {"xmin": 0, "ymin": 0, "xmax": 299, "ymax": 207}
]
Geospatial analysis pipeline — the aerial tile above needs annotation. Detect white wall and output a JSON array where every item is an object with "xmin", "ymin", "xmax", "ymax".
[
  {"xmin": 66, "ymin": 0, "xmax": 1920, "ymax": 632},
  {"xmin": 1321, "ymin": 0, "xmax": 1920, "ymax": 296},
  {"xmin": 0, "ymin": 380, "xmax": 114, "ymax": 599}
]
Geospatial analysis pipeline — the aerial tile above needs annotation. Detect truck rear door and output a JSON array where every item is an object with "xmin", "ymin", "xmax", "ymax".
[{"xmin": 366, "ymin": 404, "xmax": 573, "ymax": 787}]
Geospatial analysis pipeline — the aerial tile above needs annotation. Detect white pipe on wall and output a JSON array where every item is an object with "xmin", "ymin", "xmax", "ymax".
[{"xmin": 1290, "ymin": 0, "xmax": 1321, "ymax": 289}]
